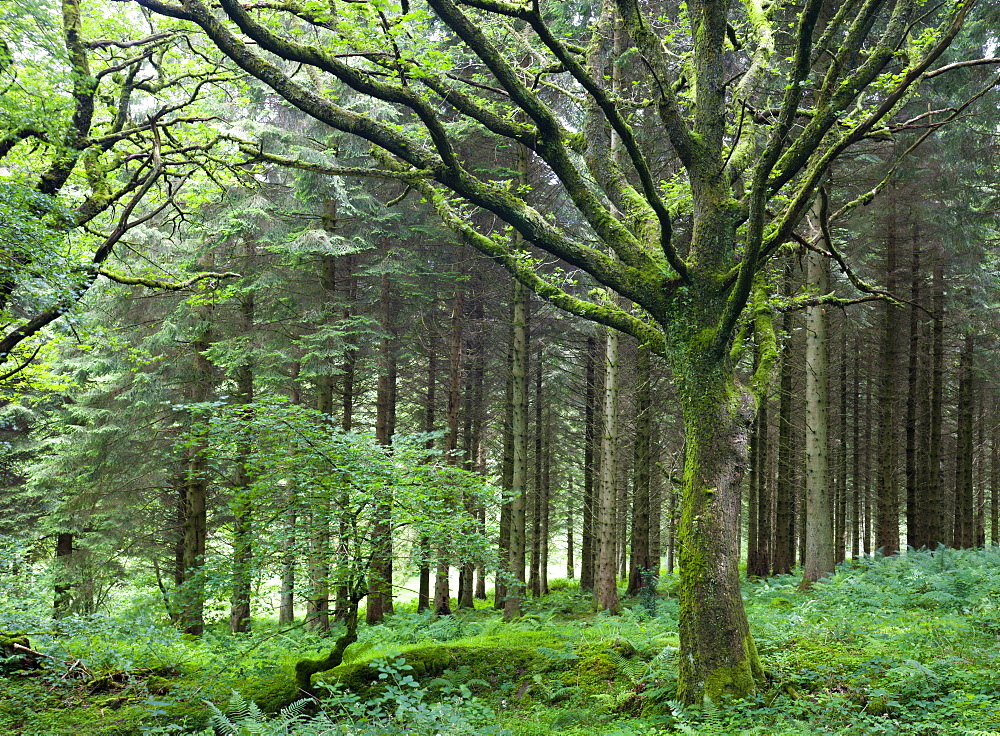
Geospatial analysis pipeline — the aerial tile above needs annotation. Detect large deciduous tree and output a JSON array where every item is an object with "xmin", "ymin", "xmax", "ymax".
[{"xmin": 134, "ymin": 0, "xmax": 988, "ymax": 702}]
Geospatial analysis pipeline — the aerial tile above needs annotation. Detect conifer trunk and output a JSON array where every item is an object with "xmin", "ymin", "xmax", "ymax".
[
  {"xmin": 953, "ymin": 333, "xmax": 975, "ymax": 549},
  {"xmin": 580, "ymin": 336, "xmax": 598, "ymax": 591},
  {"xmin": 529, "ymin": 347, "xmax": 542, "ymax": 598},
  {"xmin": 593, "ymin": 324, "xmax": 620, "ymax": 613},
  {"xmin": 229, "ymin": 266, "xmax": 255, "ymax": 634},
  {"xmin": 876, "ymin": 206, "xmax": 900, "ymax": 555},
  {"xmin": 179, "ymin": 281, "xmax": 213, "ymax": 636},
  {"xmin": 368, "ymin": 272, "xmax": 396, "ymax": 624},
  {"xmin": 774, "ymin": 298, "xmax": 795, "ymax": 575},
  {"xmin": 434, "ymin": 288, "xmax": 464, "ymax": 615},
  {"xmin": 803, "ymin": 246, "xmax": 834, "ymax": 583},
  {"xmin": 926, "ymin": 250, "xmax": 945, "ymax": 548},
  {"xmin": 504, "ymin": 278, "xmax": 529, "ymax": 619},
  {"xmin": 627, "ymin": 345, "xmax": 654, "ymax": 595},
  {"xmin": 905, "ymin": 235, "xmax": 921, "ymax": 548}
]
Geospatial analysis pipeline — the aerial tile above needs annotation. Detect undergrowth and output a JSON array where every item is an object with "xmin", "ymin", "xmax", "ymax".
[{"xmin": 2, "ymin": 550, "xmax": 1000, "ymax": 734}]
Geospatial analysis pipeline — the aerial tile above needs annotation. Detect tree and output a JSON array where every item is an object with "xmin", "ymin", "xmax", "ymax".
[
  {"xmin": 133, "ymin": 0, "xmax": 986, "ymax": 703},
  {"xmin": 0, "ymin": 0, "xmax": 238, "ymax": 386}
]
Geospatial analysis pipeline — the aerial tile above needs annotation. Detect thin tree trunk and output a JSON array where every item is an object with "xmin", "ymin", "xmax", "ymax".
[
  {"xmin": 496, "ymin": 321, "xmax": 514, "ymax": 608},
  {"xmin": 310, "ymin": 249, "xmax": 337, "ymax": 631},
  {"xmin": 229, "ymin": 270, "xmax": 255, "ymax": 634},
  {"xmin": 469, "ymin": 295, "xmax": 488, "ymax": 600},
  {"xmin": 926, "ymin": 248, "xmax": 945, "ymax": 548},
  {"xmin": 594, "ymin": 323, "xmax": 620, "ymax": 613},
  {"xmin": 863, "ymin": 370, "xmax": 873, "ymax": 555},
  {"xmin": 803, "ymin": 245, "xmax": 834, "ymax": 584},
  {"xmin": 540, "ymin": 411, "xmax": 551, "ymax": 596},
  {"xmin": 53, "ymin": 533, "xmax": 74, "ymax": 617},
  {"xmin": 876, "ymin": 205, "xmax": 900, "ymax": 555},
  {"xmin": 529, "ymin": 344, "xmax": 542, "ymax": 598},
  {"xmin": 368, "ymin": 272, "xmax": 395, "ymax": 624},
  {"xmin": 627, "ymin": 345, "xmax": 654, "ymax": 595},
  {"xmin": 992, "ymin": 420, "xmax": 998, "ymax": 545},
  {"xmin": 278, "ymin": 363, "xmax": 301, "ymax": 625},
  {"xmin": 975, "ymin": 392, "xmax": 985, "ymax": 547},
  {"xmin": 580, "ymin": 336, "xmax": 598, "ymax": 591},
  {"xmin": 835, "ymin": 323, "xmax": 847, "ymax": 564},
  {"xmin": 504, "ymin": 277, "xmax": 529, "ymax": 619},
  {"xmin": 179, "ymin": 284, "xmax": 213, "ymax": 636},
  {"xmin": 418, "ymin": 327, "xmax": 437, "ymax": 613},
  {"xmin": 435, "ymin": 288, "xmax": 464, "ymax": 615},
  {"xmin": 774, "ymin": 285, "xmax": 795, "ymax": 575},
  {"xmin": 954, "ymin": 333, "xmax": 975, "ymax": 549},
  {"xmin": 566, "ymin": 483, "xmax": 575, "ymax": 579},
  {"xmin": 851, "ymin": 340, "xmax": 861, "ymax": 559},
  {"xmin": 905, "ymin": 234, "xmax": 921, "ymax": 549},
  {"xmin": 747, "ymin": 392, "xmax": 759, "ymax": 573}
]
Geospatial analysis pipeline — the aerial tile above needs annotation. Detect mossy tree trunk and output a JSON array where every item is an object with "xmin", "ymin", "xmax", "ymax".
[{"xmin": 669, "ymin": 329, "xmax": 764, "ymax": 704}]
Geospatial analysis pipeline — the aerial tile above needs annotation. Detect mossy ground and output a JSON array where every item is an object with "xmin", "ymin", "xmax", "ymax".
[{"xmin": 4, "ymin": 550, "xmax": 1000, "ymax": 734}]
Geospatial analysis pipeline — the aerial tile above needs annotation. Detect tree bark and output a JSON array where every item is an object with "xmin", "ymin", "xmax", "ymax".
[
  {"xmin": 835, "ymin": 322, "xmax": 847, "ymax": 564},
  {"xmin": 925, "ymin": 248, "xmax": 945, "ymax": 548},
  {"xmin": 593, "ymin": 323, "xmax": 620, "ymax": 613},
  {"xmin": 178, "ymin": 282, "xmax": 214, "ymax": 636},
  {"xmin": 309, "ymin": 246, "xmax": 337, "ymax": 632},
  {"xmin": 803, "ymin": 245, "xmax": 834, "ymax": 584},
  {"xmin": 580, "ymin": 335, "xmax": 598, "ymax": 591},
  {"xmin": 627, "ymin": 345, "xmax": 654, "ymax": 596},
  {"xmin": 851, "ymin": 339, "xmax": 861, "ymax": 559},
  {"xmin": 529, "ymin": 343, "xmax": 542, "ymax": 598},
  {"xmin": 876, "ymin": 204, "xmax": 900, "ymax": 555},
  {"xmin": 368, "ymin": 271, "xmax": 396, "ymax": 624},
  {"xmin": 418, "ymin": 326, "xmax": 437, "ymax": 613},
  {"xmin": 504, "ymin": 277, "xmax": 529, "ymax": 619},
  {"xmin": 904, "ymin": 233, "xmax": 921, "ymax": 548},
  {"xmin": 435, "ymin": 287, "xmax": 464, "ymax": 615},
  {"xmin": 953, "ymin": 333, "xmax": 975, "ymax": 549},
  {"xmin": 53, "ymin": 532, "xmax": 74, "ymax": 617},
  {"xmin": 670, "ymin": 343, "xmax": 763, "ymax": 703},
  {"xmin": 774, "ymin": 278, "xmax": 795, "ymax": 575},
  {"xmin": 991, "ymin": 419, "xmax": 998, "ymax": 545},
  {"xmin": 229, "ymin": 265, "xmax": 255, "ymax": 634}
]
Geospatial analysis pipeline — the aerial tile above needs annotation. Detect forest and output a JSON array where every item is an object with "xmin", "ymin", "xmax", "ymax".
[{"xmin": 2, "ymin": 0, "xmax": 1000, "ymax": 732}]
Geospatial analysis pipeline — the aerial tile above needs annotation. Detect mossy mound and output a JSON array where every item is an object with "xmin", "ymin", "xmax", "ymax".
[
  {"xmin": 320, "ymin": 643, "xmax": 556, "ymax": 698},
  {"xmin": 246, "ymin": 663, "xmax": 300, "ymax": 713}
]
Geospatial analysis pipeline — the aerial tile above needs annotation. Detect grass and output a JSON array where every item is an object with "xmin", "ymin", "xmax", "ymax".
[{"xmin": 3, "ymin": 548, "xmax": 1000, "ymax": 734}]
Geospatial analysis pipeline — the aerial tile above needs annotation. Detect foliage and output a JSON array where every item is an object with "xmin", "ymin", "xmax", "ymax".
[{"xmin": 4, "ymin": 551, "xmax": 1000, "ymax": 732}]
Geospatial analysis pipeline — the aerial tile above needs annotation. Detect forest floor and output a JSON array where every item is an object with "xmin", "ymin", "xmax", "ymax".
[{"xmin": 2, "ymin": 548, "xmax": 1000, "ymax": 735}]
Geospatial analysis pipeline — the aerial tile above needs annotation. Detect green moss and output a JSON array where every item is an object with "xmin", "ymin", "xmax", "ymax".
[
  {"xmin": 244, "ymin": 663, "xmax": 299, "ymax": 713},
  {"xmin": 321, "ymin": 643, "xmax": 557, "ymax": 699},
  {"xmin": 702, "ymin": 635, "xmax": 762, "ymax": 703}
]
